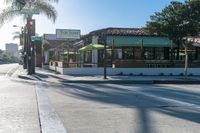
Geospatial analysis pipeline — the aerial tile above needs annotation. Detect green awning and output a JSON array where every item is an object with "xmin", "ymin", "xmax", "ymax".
[{"xmin": 106, "ymin": 36, "xmax": 173, "ymax": 47}]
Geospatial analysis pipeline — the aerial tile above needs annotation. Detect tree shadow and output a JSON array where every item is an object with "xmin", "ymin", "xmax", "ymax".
[
  {"xmin": 13, "ymin": 77, "xmax": 200, "ymax": 133},
  {"xmin": 51, "ymin": 83, "xmax": 200, "ymax": 133}
]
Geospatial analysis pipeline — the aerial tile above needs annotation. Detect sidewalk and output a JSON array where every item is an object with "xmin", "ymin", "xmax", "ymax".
[{"xmin": 18, "ymin": 67, "xmax": 200, "ymax": 84}]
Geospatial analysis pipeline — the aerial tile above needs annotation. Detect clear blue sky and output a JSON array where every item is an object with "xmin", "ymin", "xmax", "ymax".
[{"xmin": 0, "ymin": 0, "xmax": 185, "ymax": 49}]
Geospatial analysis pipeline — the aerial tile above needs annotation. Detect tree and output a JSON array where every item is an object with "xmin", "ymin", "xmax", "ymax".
[
  {"xmin": 3, "ymin": 54, "xmax": 15, "ymax": 62},
  {"xmin": 0, "ymin": 0, "xmax": 58, "ymax": 26},
  {"xmin": 12, "ymin": 31, "xmax": 21, "ymax": 40},
  {"xmin": 0, "ymin": 0, "xmax": 59, "ymax": 74},
  {"xmin": 146, "ymin": 1, "xmax": 200, "ymax": 59},
  {"xmin": 146, "ymin": 0, "xmax": 200, "ymax": 78},
  {"xmin": 146, "ymin": 1, "xmax": 186, "ymax": 59}
]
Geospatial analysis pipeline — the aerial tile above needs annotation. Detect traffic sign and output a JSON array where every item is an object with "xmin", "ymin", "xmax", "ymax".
[
  {"xmin": 20, "ymin": 8, "xmax": 40, "ymax": 15},
  {"xmin": 31, "ymin": 36, "xmax": 43, "ymax": 41}
]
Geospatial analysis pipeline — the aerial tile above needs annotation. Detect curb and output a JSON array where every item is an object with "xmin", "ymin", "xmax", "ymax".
[
  {"xmin": 18, "ymin": 73, "xmax": 40, "ymax": 81},
  {"xmin": 31, "ymin": 73, "xmax": 200, "ymax": 84},
  {"xmin": 60, "ymin": 80, "xmax": 200, "ymax": 84},
  {"xmin": 61, "ymin": 80, "xmax": 154, "ymax": 84},
  {"xmin": 153, "ymin": 80, "xmax": 200, "ymax": 84}
]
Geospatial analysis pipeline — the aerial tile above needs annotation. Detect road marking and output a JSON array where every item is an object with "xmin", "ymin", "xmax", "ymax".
[
  {"xmin": 5, "ymin": 66, "xmax": 20, "ymax": 77},
  {"xmin": 101, "ymin": 84, "xmax": 200, "ymax": 109},
  {"xmin": 139, "ymin": 91, "xmax": 200, "ymax": 109},
  {"xmin": 5, "ymin": 67, "xmax": 14, "ymax": 77},
  {"xmin": 35, "ymin": 82, "xmax": 67, "ymax": 133}
]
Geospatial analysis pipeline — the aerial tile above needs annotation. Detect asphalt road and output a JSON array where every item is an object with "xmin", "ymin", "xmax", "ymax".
[
  {"xmin": 1, "ymin": 64, "xmax": 200, "ymax": 133},
  {"xmin": 0, "ymin": 64, "xmax": 41, "ymax": 133},
  {"xmin": 43, "ymin": 82, "xmax": 200, "ymax": 133},
  {"xmin": 0, "ymin": 63, "xmax": 20, "ymax": 77}
]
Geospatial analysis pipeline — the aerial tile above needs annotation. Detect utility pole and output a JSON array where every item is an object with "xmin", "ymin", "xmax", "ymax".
[
  {"xmin": 27, "ymin": 18, "xmax": 35, "ymax": 75},
  {"xmin": 17, "ymin": 0, "xmax": 39, "ymax": 75}
]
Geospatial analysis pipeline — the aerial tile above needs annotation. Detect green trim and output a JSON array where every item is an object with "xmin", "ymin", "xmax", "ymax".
[{"xmin": 106, "ymin": 36, "xmax": 172, "ymax": 47}]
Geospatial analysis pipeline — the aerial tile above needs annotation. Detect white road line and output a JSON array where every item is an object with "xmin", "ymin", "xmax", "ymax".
[
  {"xmin": 5, "ymin": 66, "xmax": 20, "ymax": 77},
  {"xmin": 5, "ymin": 67, "xmax": 14, "ymax": 77},
  {"xmin": 36, "ymin": 82, "xmax": 67, "ymax": 133},
  {"xmin": 104, "ymin": 84, "xmax": 200, "ymax": 109},
  {"xmin": 139, "ymin": 91, "xmax": 200, "ymax": 109}
]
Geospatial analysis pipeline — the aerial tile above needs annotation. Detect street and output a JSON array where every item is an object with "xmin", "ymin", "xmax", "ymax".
[
  {"xmin": 0, "ymin": 64, "xmax": 40, "ymax": 133},
  {"xmin": 1, "ymin": 64, "xmax": 200, "ymax": 133}
]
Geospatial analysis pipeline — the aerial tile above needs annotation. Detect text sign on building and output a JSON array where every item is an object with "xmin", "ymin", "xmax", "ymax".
[{"xmin": 56, "ymin": 29, "xmax": 80, "ymax": 39}]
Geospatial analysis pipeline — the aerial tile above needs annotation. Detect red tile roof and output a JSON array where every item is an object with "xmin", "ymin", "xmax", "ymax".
[{"xmin": 89, "ymin": 27, "xmax": 151, "ymax": 36}]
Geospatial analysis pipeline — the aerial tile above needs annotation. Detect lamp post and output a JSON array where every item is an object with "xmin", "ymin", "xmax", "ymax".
[{"xmin": 104, "ymin": 42, "xmax": 107, "ymax": 79}]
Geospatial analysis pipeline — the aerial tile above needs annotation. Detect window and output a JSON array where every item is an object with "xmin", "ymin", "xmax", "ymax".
[
  {"xmin": 144, "ymin": 48, "xmax": 154, "ymax": 60},
  {"xmin": 155, "ymin": 48, "xmax": 164, "ymax": 60},
  {"xmin": 84, "ymin": 51, "xmax": 92, "ymax": 63},
  {"xmin": 123, "ymin": 48, "xmax": 134, "ymax": 59}
]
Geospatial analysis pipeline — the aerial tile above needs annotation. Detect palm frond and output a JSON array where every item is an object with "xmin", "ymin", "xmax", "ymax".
[
  {"xmin": 1, "ymin": 0, "xmax": 58, "ymax": 26},
  {"xmin": 45, "ymin": 0, "xmax": 59, "ymax": 3},
  {"xmin": 4, "ymin": 0, "xmax": 15, "ymax": 4},
  {"xmin": 12, "ymin": 35, "xmax": 20, "ymax": 40},
  {"xmin": 0, "ymin": 6, "xmax": 21, "ymax": 27},
  {"xmin": 35, "ymin": 1, "xmax": 57, "ymax": 23},
  {"xmin": 12, "ymin": 31, "xmax": 21, "ymax": 35},
  {"xmin": 4, "ymin": 0, "xmax": 59, "ymax": 4}
]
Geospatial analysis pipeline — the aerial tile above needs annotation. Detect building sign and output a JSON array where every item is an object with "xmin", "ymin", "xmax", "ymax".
[
  {"xmin": 56, "ymin": 29, "xmax": 80, "ymax": 39},
  {"xmin": 44, "ymin": 34, "xmax": 57, "ymax": 40}
]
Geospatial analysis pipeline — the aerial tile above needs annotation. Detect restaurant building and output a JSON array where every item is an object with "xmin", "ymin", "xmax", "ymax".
[
  {"xmin": 49, "ymin": 28, "xmax": 200, "ymax": 75},
  {"xmin": 78, "ymin": 28, "xmax": 200, "ymax": 67}
]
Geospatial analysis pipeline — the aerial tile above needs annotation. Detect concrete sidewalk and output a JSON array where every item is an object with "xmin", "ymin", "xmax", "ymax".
[{"xmin": 17, "ymin": 67, "xmax": 200, "ymax": 84}]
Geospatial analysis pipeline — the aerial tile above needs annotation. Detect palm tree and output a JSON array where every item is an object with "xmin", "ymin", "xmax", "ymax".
[
  {"xmin": 0, "ymin": 0, "xmax": 59, "ymax": 74},
  {"xmin": 0, "ymin": 0, "xmax": 59, "ymax": 26},
  {"xmin": 12, "ymin": 31, "xmax": 21, "ymax": 40}
]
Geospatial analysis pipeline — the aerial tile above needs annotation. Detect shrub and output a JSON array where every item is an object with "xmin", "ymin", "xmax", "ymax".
[
  {"xmin": 116, "ymin": 72, "xmax": 123, "ymax": 76},
  {"xmin": 179, "ymin": 73, "xmax": 184, "ymax": 76},
  {"xmin": 189, "ymin": 73, "xmax": 193, "ymax": 76},
  {"xmin": 139, "ymin": 73, "xmax": 143, "ymax": 76},
  {"xmin": 159, "ymin": 73, "xmax": 164, "ymax": 76},
  {"xmin": 129, "ymin": 73, "xmax": 133, "ymax": 76}
]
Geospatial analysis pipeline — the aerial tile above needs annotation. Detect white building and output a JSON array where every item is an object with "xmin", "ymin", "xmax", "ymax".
[{"xmin": 5, "ymin": 43, "xmax": 19, "ymax": 59}]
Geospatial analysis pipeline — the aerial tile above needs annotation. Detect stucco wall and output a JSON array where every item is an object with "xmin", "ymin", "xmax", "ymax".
[{"xmin": 49, "ymin": 66, "xmax": 200, "ymax": 76}]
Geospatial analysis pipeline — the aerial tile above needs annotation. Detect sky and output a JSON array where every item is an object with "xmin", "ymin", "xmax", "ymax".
[{"xmin": 0, "ymin": 0, "xmax": 185, "ymax": 50}]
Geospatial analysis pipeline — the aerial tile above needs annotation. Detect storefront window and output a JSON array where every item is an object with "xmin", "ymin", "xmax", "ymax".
[
  {"xmin": 84, "ymin": 51, "xmax": 92, "ymax": 63},
  {"xmin": 144, "ymin": 48, "xmax": 154, "ymax": 60},
  {"xmin": 144, "ymin": 47, "xmax": 165, "ymax": 60},
  {"xmin": 197, "ymin": 48, "xmax": 200, "ymax": 60},
  {"xmin": 123, "ymin": 48, "xmax": 134, "ymax": 59},
  {"xmin": 134, "ymin": 48, "xmax": 142, "ymax": 59},
  {"xmin": 110, "ymin": 49, "xmax": 122, "ymax": 59},
  {"xmin": 155, "ymin": 48, "xmax": 164, "ymax": 60}
]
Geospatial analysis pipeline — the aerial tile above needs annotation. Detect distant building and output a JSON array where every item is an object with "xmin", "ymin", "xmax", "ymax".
[{"xmin": 5, "ymin": 43, "xmax": 19, "ymax": 59}]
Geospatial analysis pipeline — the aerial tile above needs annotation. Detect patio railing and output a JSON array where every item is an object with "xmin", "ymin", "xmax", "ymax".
[{"xmin": 49, "ymin": 60, "xmax": 200, "ymax": 68}]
